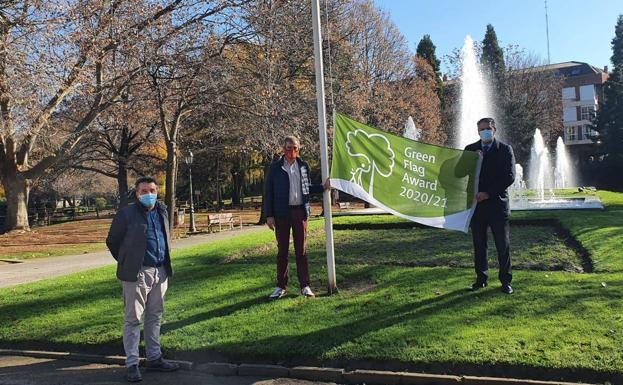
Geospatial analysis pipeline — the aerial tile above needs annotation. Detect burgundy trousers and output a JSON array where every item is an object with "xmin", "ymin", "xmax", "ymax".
[{"xmin": 274, "ymin": 206, "xmax": 310, "ymax": 290}]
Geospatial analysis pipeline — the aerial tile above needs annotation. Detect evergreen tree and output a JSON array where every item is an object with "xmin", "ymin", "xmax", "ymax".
[
  {"xmin": 481, "ymin": 24, "xmax": 505, "ymax": 80},
  {"xmin": 594, "ymin": 15, "xmax": 623, "ymax": 190},
  {"xmin": 416, "ymin": 34, "xmax": 443, "ymax": 104},
  {"xmin": 416, "ymin": 34, "xmax": 440, "ymax": 75}
]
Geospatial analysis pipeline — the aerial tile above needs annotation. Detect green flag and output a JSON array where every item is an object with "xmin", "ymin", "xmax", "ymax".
[{"xmin": 330, "ymin": 113, "xmax": 482, "ymax": 233}]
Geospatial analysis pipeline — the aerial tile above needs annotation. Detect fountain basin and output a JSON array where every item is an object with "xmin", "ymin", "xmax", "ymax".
[{"xmin": 510, "ymin": 196, "xmax": 603, "ymax": 210}]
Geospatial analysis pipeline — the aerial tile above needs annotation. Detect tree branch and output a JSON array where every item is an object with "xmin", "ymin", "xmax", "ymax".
[
  {"xmin": 17, "ymin": 47, "xmax": 94, "ymax": 167},
  {"xmin": 71, "ymin": 165, "xmax": 118, "ymax": 179}
]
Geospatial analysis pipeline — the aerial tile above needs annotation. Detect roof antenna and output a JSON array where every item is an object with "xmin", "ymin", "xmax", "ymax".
[{"xmin": 545, "ymin": 0, "xmax": 551, "ymax": 64}]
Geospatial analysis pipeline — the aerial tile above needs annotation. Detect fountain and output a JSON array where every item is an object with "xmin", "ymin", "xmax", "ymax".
[
  {"xmin": 528, "ymin": 129, "xmax": 553, "ymax": 200},
  {"xmin": 455, "ymin": 36, "xmax": 602, "ymax": 210},
  {"xmin": 404, "ymin": 116, "xmax": 421, "ymax": 141},
  {"xmin": 555, "ymin": 136, "xmax": 575, "ymax": 189},
  {"xmin": 512, "ymin": 164, "xmax": 526, "ymax": 190},
  {"xmin": 457, "ymin": 36, "xmax": 494, "ymax": 149},
  {"xmin": 508, "ymin": 132, "xmax": 601, "ymax": 210}
]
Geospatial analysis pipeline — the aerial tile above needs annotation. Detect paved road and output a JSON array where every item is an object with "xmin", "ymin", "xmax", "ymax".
[
  {"xmin": 0, "ymin": 355, "xmax": 336, "ymax": 385},
  {"xmin": 0, "ymin": 226, "xmax": 268, "ymax": 289}
]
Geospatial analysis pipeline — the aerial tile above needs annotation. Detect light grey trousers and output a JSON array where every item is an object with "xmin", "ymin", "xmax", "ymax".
[{"xmin": 122, "ymin": 266, "xmax": 168, "ymax": 367}]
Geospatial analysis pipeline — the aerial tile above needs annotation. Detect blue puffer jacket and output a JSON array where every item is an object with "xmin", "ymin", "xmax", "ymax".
[{"xmin": 264, "ymin": 157, "xmax": 324, "ymax": 219}]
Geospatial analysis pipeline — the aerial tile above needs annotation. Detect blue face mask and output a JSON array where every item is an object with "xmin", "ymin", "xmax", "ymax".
[
  {"xmin": 479, "ymin": 129, "xmax": 494, "ymax": 143},
  {"xmin": 139, "ymin": 193, "xmax": 157, "ymax": 208}
]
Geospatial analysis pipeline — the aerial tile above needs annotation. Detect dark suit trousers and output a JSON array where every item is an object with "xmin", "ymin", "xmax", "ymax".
[
  {"xmin": 470, "ymin": 211, "xmax": 512, "ymax": 285},
  {"xmin": 275, "ymin": 206, "xmax": 310, "ymax": 290}
]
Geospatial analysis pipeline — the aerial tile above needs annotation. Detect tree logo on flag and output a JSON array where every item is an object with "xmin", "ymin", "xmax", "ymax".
[{"xmin": 345, "ymin": 129, "xmax": 395, "ymax": 195}]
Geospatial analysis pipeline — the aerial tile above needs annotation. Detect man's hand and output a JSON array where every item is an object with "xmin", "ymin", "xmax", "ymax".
[
  {"xmin": 323, "ymin": 178, "xmax": 331, "ymax": 191},
  {"xmin": 476, "ymin": 192, "xmax": 490, "ymax": 202},
  {"xmin": 266, "ymin": 216, "xmax": 275, "ymax": 230}
]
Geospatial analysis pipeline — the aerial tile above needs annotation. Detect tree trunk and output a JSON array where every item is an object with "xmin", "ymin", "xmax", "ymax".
[
  {"xmin": 331, "ymin": 189, "xmax": 339, "ymax": 205},
  {"xmin": 2, "ymin": 173, "xmax": 30, "ymax": 232},
  {"xmin": 118, "ymin": 159, "xmax": 129, "ymax": 208},
  {"xmin": 231, "ymin": 170, "xmax": 240, "ymax": 206},
  {"xmin": 216, "ymin": 156, "xmax": 222, "ymax": 210},
  {"xmin": 164, "ymin": 142, "xmax": 178, "ymax": 230},
  {"xmin": 257, "ymin": 155, "xmax": 275, "ymax": 225}
]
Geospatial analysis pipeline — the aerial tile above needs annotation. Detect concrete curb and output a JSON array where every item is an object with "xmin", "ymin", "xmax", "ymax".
[
  {"xmin": 0, "ymin": 349, "xmax": 596, "ymax": 385},
  {"xmin": 205, "ymin": 363, "xmax": 594, "ymax": 385},
  {"xmin": 291, "ymin": 366, "xmax": 344, "ymax": 383},
  {"xmin": 237, "ymin": 363, "xmax": 290, "ymax": 378},
  {"xmin": 196, "ymin": 362, "xmax": 238, "ymax": 376}
]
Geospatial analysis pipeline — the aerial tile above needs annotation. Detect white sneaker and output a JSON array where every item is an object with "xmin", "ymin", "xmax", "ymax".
[
  {"xmin": 301, "ymin": 286, "xmax": 315, "ymax": 298},
  {"xmin": 269, "ymin": 287, "xmax": 286, "ymax": 300}
]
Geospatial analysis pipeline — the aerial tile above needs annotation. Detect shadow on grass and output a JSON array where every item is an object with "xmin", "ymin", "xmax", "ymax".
[
  {"xmin": 171, "ymin": 278, "xmax": 623, "ymax": 384},
  {"xmin": 2, "ymin": 265, "xmax": 623, "ymax": 384},
  {"xmin": 224, "ymin": 221, "xmax": 589, "ymax": 274},
  {"xmin": 172, "ymin": 268, "xmax": 622, "ymax": 383},
  {"xmin": 0, "ymin": 278, "xmax": 120, "ymax": 324},
  {"xmin": 162, "ymin": 293, "xmax": 268, "ymax": 334}
]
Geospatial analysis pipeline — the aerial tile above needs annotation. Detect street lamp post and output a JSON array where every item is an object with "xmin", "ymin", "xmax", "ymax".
[{"xmin": 185, "ymin": 151, "xmax": 197, "ymax": 233}]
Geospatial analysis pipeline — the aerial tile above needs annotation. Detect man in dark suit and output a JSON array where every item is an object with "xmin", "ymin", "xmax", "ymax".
[{"xmin": 464, "ymin": 118, "xmax": 516, "ymax": 294}]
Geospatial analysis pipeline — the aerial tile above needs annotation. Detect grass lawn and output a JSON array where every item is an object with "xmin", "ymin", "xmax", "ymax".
[
  {"xmin": 0, "ymin": 191, "xmax": 622, "ymax": 383},
  {"xmin": 0, "ymin": 219, "xmax": 113, "ymax": 260},
  {"xmin": 0, "ymin": 204, "xmax": 319, "ymax": 260},
  {"xmin": 0, "ymin": 243, "xmax": 107, "ymax": 260}
]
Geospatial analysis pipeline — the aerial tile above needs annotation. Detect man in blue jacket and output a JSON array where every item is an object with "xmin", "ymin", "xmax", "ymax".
[
  {"xmin": 464, "ymin": 118, "xmax": 516, "ymax": 294},
  {"xmin": 106, "ymin": 176, "xmax": 179, "ymax": 382},
  {"xmin": 264, "ymin": 136, "xmax": 329, "ymax": 300}
]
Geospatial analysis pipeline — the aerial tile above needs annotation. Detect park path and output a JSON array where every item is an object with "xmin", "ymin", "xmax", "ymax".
[
  {"xmin": 0, "ymin": 355, "xmax": 336, "ymax": 385},
  {"xmin": 0, "ymin": 226, "xmax": 268, "ymax": 289}
]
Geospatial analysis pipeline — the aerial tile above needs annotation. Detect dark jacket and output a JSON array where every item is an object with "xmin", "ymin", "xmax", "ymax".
[
  {"xmin": 464, "ymin": 139, "xmax": 516, "ymax": 218},
  {"xmin": 264, "ymin": 157, "xmax": 324, "ymax": 219},
  {"xmin": 106, "ymin": 201, "xmax": 173, "ymax": 282}
]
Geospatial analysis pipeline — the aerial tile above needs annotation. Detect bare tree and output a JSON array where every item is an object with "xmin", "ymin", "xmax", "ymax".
[
  {"xmin": 0, "ymin": 0, "xmax": 221, "ymax": 232},
  {"xmin": 218, "ymin": 0, "xmax": 320, "ymax": 221},
  {"xmin": 144, "ymin": 36, "xmax": 241, "ymax": 228},
  {"xmin": 72, "ymin": 93, "xmax": 163, "ymax": 208},
  {"xmin": 500, "ymin": 48, "xmax": 564, "ymax": 165},
  {"xmin": 328, "ymin": 1, "xmax": 443, "ymax": 142}
]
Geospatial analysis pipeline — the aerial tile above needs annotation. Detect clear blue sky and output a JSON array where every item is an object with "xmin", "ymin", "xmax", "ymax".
[{"xmin": 373, "ymin": 0, "xmax": 622, "ymax": 74}]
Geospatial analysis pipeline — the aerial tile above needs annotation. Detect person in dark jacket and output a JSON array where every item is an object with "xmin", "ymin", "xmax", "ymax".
[
  {"xmin": 106, "ymin": 176, "xmax": 179, "ymax": 382},
  {"xmin": 264, "ymin": 135, "xmax": 330, "ymax": 300},
  {"xmin": 464, "ymin": 118, "xmax": 516, "ymax": 294}
]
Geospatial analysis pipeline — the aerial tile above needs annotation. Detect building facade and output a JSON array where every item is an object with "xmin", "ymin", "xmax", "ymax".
[{"xmin": 549, "ymin": 62, "xmax": 609, "ymax": 146}]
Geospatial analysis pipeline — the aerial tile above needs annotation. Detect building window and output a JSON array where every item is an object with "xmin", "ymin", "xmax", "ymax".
[
  {"xmin": 579, "ymin": 85, "xmax": 595, "ymax": 101},
  {"xmin": 562, "ymin": 87, "xmax": 576, "ymax": 100},
  {"xmin": 580, "ymin": 106, "xmax": 595, "ymax": 121},
  {"xmin": 565, "ymin": 126, "xmax": 577, "ymax": 141},
  {"xmin": 563, "ymin": 107, "xmax": 576, "ymax": 122},
  {"xmin": 581, "ymin": 125, "xmax": 597, "ymax": 140}
]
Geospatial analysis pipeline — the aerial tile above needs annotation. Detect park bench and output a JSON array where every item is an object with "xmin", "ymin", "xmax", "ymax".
[
  {"xmin": 207, "ymin": 213, "xmax": 242, "ymax": 232},
  {"xmin": 338, "ymin": 202, "xmax": 351, "ymax": 210}
]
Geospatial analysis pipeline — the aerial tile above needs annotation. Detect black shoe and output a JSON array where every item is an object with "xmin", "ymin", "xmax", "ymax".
[
  {"xmin": 145, "ymin": 357, "xmax": 180, "ymax": 372},
  {"xmin": 501, "ymin": 284, "xmax": 514, "ymax": 294},
  {"xmin": 126, "ymin": 365, "xmax": 142, "ymax": 382},
  {"xmin": 470, "ymin": 281, "xmax": 488, "ymax": 291}
]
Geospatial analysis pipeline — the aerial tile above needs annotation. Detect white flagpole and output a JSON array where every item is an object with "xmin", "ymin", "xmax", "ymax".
[{"xmin": 311, "ymin": 0, "xmax": 337, "ymax": 294}]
